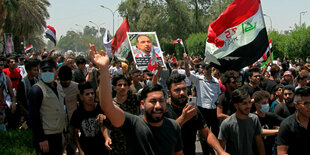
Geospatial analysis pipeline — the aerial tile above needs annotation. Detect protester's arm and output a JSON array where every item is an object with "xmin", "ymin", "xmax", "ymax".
[
  {"xmin": 216, "ymin": 106, "xmax": 230, "ymax": 121},
  {"xmin": 6, "ymin": 75, "xmax": 17, "ymax": 112},
  {"xmin": 176, "ymin": 104, "xmax": 196, "ymax": 126},
  {"xmin": 183, "ymin": 53, "xmax": 190, "ymax": 77},
  {"xmin": 73, "ymin": 128, "xmax": 84, "ymax": 155},
  {"xmin": 254, "ymin": 134, "xmax": 265, "ymax": 155},
  {"xmin": 151, "ymin": 63, "xmax": 163, "ymax": 84},
  {"xmin": 261, "ymin": 128, "xmax": 279, "ymax": 136},
  {"xmin": 102, "ymin": 126, "xmax": 112, "ymax": 151},
  {"xmin": 277, "ymin": 145, "xmax": 288, "ymax": 155},
  {"xmin": 89, "ymin": 43, "xmax": 125, "ymax": 128},
  {"xmin": 199, "ymin": 127, "xmax": 229, "ymax": 155}
]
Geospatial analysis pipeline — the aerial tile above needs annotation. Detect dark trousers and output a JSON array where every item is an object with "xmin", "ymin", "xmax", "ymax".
[
  {"xmin": 35, "ymin": 133, "xmax": 63, "ymax": 155},
  {"xmin": 198, "ymin": 107, "xmax": 219, "ymax": 155}
]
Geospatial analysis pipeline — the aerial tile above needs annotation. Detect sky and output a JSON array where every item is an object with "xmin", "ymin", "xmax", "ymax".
[{"xmin": 46, "ymin": 0, "xmax": 310, "ymax": 40}]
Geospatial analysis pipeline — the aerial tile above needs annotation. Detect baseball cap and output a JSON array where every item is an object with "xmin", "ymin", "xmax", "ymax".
[{"xmin": 40, "ymin": 58, "xmax": 57, "ymax": 69}]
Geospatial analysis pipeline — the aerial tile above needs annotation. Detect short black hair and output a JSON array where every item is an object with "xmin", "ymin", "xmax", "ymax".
[
  {"xmin": 111, "ymin": 74, "xmax": 131, "ymax": 86},
  {"xmin": 75, "ymin": 55, "xmax": 86, "ymax": 65},
  {"xmin": 201, "ymin": 63, "xmax": 212, "ymax": 70},
  {"xmin": 141, "ymin": 84, "xmax": 164, "ymax": 100},
  {"xmin": 24, "ymin": 58, "xmax": 39, "ymax": 72},
  {"xmin": 248, "ymin": 67, "xmax": 260, "ymax": 77},
  {"xmin": 295, "ymin": 86, "xmax": 310, "ymax": 98},
  {"xmin": 129, "ymin": 69, "xmax": 141, "ymax": 75},
  {"xmin": 6, "ymin": 56, "xmax": 17, "ymax": 63},
  {"xmin": 58, "ymin": 66, "xmax": 73, "ymax": 81},
  {"xmin": 166, "ymin": 73, "xmax": 186, "ymax": 90},
  {"xmin": 253, "ymin": 90, "xmax": 270, "ymax": 103},
  {"xmin": 272, "ymin": 84, "xmax": 284, "ymax": 94},
  {"xmin": 232, "ymin": 88, "xmax": 249, "ymax": 104},
  {"xmin": 78, "ymin": 82, "xmax": 93, "ymax": 94},
  {"xmin": 221, "ymin": 70, "xmax": 238, "ymax": 85},
  {"xmin": 283, "ymin": 85, "xmax": 295, "ymax": 93}
]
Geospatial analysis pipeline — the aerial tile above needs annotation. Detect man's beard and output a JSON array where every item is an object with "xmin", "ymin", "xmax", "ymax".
[
  {"xmin": 171, "ymin": 94, "xmax": 187, "ymax": 108},
  {"xmin": 284, "ymin": 97, "xmax": 294, "ymax": 104},
  {"xmin": 144, "ymin": 108, "xmax": 164, "ymax": 123}
]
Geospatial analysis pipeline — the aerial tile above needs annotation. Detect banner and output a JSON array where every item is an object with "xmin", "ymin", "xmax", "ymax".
[
  {"xmin": 127, "ymin": 32, "xmax": 166, "ymax": 71},
  {"xmin": 4, "ymin": 33, "xmax": 14, "ymax": 54}
]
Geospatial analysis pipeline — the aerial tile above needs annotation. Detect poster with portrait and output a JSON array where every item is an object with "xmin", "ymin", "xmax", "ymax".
[
  {"xmin": 127, "ymin": 32, "xmax": 166, "ymax": 71},
  {"xmin": 4, "ymin": 33, "xmax": 14, "ymax": 54}
]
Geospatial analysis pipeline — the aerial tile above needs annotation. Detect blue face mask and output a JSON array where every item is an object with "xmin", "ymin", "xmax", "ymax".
[
  {"xmin": 146, "ymin": 80, "xmax": 151, "ymax": 85},
  {"xmin": 276, "ymin": 73, "xmax": 281, "ymax": 79},
  {"xmin": 260, "ymin": 104, "xmax": 270, "ymax": 113},
  {"xmin": 41, "ymin": 72, "xmax": 55, "ymax": 83}
]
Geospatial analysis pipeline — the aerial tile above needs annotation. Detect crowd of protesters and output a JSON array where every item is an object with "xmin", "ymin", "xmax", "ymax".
[{"xmin": 0, "ymin": 45, "xmax": 309, "ymax": 155}]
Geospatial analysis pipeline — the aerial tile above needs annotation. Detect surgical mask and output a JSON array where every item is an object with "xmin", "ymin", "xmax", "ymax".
[
  {"xmin": 146, "ymin": 80, "xmax": 151, "ymax": 85},
  {"xmin": 41, "ymin": 72, "xmax": 55, "ymax": 83},
  {"xmin": 276, "ymin": 73, "xmax": 281, "ymax": 79},
  {"xmin": 260, "ymin": 104, "xmax": 270, "ymax": 113}
]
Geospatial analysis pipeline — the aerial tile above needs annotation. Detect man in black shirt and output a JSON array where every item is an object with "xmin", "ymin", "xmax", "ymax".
[
  {"xmin": 276, "ymin": 87, "xmax": 310, "ymax": 155},
  {"xmin": 73, "ymin": 56, "xmax": 86, "ymax": 84},
  {"xmin": 252, "ymin": 90, "xmax": 283, "ymax": 155},
  {"xmin": 165, "ymin": 74, "xmax": 228, "ymax": 155},
  {"xmin": 241, "ymin": 67, "xmax": 262, "ymax": 97},
  {"xmin": 274, "ymin": 85, "xmax": 296, "ymax": 118},
  {"xmin": 217, "ymin": 70, "xmax": 238, "ymax": 122},
  {"xmin": 89, "ymin": 44, "xmax": 183, "ymax": 155}
]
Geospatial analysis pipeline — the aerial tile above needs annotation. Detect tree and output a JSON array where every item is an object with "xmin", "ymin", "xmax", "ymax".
[
  {"xmin": 185, "ymin": 32, "xmax": 208, "ymax": 56},
  {"xmin": 3, "ymin": 0, "xmax": 50, "ymax": 54}
]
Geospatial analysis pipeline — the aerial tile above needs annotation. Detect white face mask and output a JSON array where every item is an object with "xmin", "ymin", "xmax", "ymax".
[{"xmin": 41, "ymin": 72, "xmax": 55, "ymax": 83}]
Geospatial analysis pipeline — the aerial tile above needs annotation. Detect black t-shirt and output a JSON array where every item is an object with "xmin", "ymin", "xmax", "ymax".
[
  {"xmin": 241, "ymin": 84, "xmax": 261, "ymax": 97},
  {"xmin": 276, "ymin": 113, "xmax": 310, "ymax": 155},
  {"xmin": 121, "ymin": 112, "xmax": 183, "ymax": 155},
  {"xmin": 73, "ymin": 68, "xmax": 85, "ymax": 84},
  {"xmin": 274, "ymin": 103, "xmax": 296, "ymax": 118},
  {"xmin": 216, "ymin": 92, "xmax": 236, "ymax": 117},
  {"xmin": 165, "ymin": 103, "xmax": 207, "ymax": 155},
  {"xmin": 261, "ymin": 78, "xmax": 277, "ymax": 94},
  {"xmin": 70, "ymin": 104, "xmax": 108, "ymax": 154},
  {"xmin": 253, "ymin": 112, "xmax": 284, "ymax": 155}
]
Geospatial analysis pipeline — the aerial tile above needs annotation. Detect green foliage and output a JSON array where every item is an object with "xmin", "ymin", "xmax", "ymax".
[
  {"xmin": 268, "ymin": 24, "xmax": 310, "ymax": 60},
  {"xmin": 185, "ymin": 32, "xmax": 208, "ymax": 56},
  {"xmin": 0, "ymin": 129, "xmax": 36, "ymax": 155}
]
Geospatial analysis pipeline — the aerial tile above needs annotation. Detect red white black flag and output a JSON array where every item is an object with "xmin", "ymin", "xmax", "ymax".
[
  {"xmin": 111, "ymin": 18, "xmax": 130, "ymax": 60},
  {"xmin": 45, "ymin": 25, "xmax": 56, "ymax": 45},
  {"xmin": 205, "ymin": 0, "xmax": 268, "ymax": 71}
]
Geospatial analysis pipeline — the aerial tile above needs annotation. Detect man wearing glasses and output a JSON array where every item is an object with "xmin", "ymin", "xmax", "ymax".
[{"xmin": 276, "ymin": 86, "xmax": 310, "ymax": 155}]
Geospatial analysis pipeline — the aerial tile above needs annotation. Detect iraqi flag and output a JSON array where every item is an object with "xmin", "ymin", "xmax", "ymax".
[
  {"xmin": 260, "ymin": 40, "xmax": 273, "ymax": 68},
  {"xmin": 111, "ymin": 18, "xmax": 131, "ymax": 60},
  {"xmin": 45, "ymin": 25, "xmax": 56, "ymax": 45},
  {"xmin": 173, "ymin": 38, "xmax": 184, "ymax": 46},
  {"xmin": 258, "ymin": 39, "xmax": 272, "ymax": 63},
  {"xmin": 25, "ymin": 44, "xmax": 33, "ymax": 51},
  {"xmin": 205, "ymin": 0, "xmax": 268, "ymax": 71},
  {"xmin": 173, "ymin": 38, "xmax": 186, "ymax": 53}
]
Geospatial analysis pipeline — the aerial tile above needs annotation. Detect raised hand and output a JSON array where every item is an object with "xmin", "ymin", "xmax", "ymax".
[{"xmin": 89, "ymin": 43, "xmax": 110, "ymax": 69}]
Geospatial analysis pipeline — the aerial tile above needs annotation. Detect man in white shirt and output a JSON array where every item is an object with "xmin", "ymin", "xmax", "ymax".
[{"xmin": 184, "ymin": 53, "xmax": 221, "ymax": 155}]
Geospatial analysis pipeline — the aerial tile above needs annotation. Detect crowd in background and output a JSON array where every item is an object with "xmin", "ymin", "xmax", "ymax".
[{"xmin": 0, "ymin": 47, "xmax": 310, "ymax": 155}]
